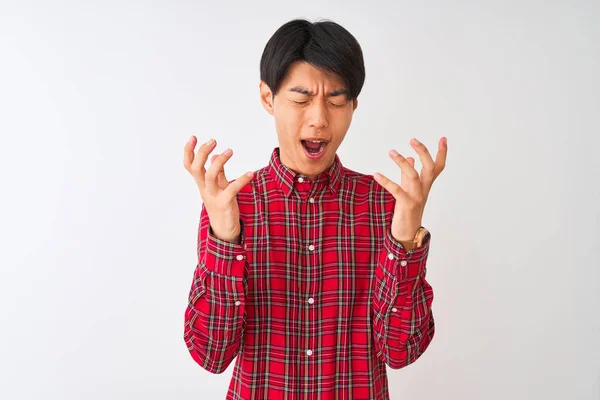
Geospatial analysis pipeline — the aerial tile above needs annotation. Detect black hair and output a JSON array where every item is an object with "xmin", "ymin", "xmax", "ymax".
[{"xmin": 259, "ymin": 18, "xmax": 366, "ymax": 102}]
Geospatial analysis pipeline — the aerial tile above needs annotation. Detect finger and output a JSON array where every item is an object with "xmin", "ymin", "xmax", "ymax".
[
  {"xmin": 205, "ymin": 148, "xmax": 232, "ymax": 193},
  {"xmin": 388, "ymin": 150, "xmax": 421, "ymax": 196},
  {"xmin": 189, "ymin": 138, "xmax": 217, "ymax": 186},
  {"xmin": 403, "ymin": 157, "xmax": 415, "ymax": 192},
  {"xmin": 410, "ymin": 138, "xmax": 436, "ymax": 182},
  {"xmin": 183, "ymin": 136, "xmax": 197, "ymax": 171},
  {"xmin": 433, "ymin": 137, "xmax": 448, "ymax": 180},
  {"xmin": 405, "ymin": 156, "xmax": 429, "ymax": 202},
  {"xmin": 217, "ymin": 171, "xmax": 229, "ymax": 190},
  {"xmin": 223, "ymin": 171, "xmax": 255, "ymax": 198},
  {"xmin": 210, "ymin": 154, "xmax": 229, "ymax": 189},
  {"xmin": 373, "ymin": 172, "xmax": 410, "ymax": 202}
]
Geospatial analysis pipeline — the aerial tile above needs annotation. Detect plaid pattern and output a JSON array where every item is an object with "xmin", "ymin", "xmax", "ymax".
[{"xmin": 184, "ymin": 148, "xmax": 435, "ymax": 399}]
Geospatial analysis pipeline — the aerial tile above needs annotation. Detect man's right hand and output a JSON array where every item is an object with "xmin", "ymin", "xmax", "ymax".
[{"xmin": 183, "ymin": 136, "xmax": 254, "ymax": 243}]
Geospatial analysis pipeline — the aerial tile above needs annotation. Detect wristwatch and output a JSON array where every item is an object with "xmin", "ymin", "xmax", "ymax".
[{"xmin": 413, "ymin": 226, "xmax": 430, "ymax": 248}]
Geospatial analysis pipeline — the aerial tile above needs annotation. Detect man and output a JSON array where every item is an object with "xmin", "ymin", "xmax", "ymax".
[{"xmin": 183, "ymin": 18, "xmax": 447, "ymax": 400}]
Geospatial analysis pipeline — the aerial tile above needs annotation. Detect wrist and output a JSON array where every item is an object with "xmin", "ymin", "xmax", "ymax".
[
  {"xmin": 391, "ymin": 224, "xmax": 427, "ymax": 251},
  {"xmin": 209, "ymin": 224, "xmax": 242, "ymax": 244},
  {"xmin": 392, "ymin": 224, "xmax": 421, "ymax": 242}
]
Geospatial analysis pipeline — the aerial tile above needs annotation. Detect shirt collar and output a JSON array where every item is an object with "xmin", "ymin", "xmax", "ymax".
[{"xmin": 267, "ymin": 147, "xmax": 344, "ymax": 198}]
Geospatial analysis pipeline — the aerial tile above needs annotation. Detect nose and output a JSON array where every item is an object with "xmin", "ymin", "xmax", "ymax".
[{"xmin": 308, "ymin": 99, "xmax": 329, "ymax": 130}]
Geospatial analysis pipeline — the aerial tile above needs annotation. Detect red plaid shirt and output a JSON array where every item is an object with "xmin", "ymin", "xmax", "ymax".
[{"xmin": 184, "ymin": 148, "xmax": 435, "ymax": 399}]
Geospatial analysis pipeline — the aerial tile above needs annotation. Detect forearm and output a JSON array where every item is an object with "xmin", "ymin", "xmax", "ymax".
[
  {"xmin": 183, "ymin": 205, "xmax": 248, "ymax": 374},
  {"xmin": 184, "ymin": 260, "xmax": 247, "ymax": 374},
  {"xmin": 380, "ymin": 272, "xmax": 435, "ymax": 368},
  {"xmin": 371, "ymin": 228, "xmax": 435, "ymax": 368}
]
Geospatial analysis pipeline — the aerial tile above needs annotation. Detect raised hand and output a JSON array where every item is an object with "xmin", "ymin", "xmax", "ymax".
[
  {"xmin": 183, "ymin": 136, "xmax": 254, "ymax": 242},
  {"xmin": 374, "ymin": 137, "xmax": 448, "ymax": 244}
]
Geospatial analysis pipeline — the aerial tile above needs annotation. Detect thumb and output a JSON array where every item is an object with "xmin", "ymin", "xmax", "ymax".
[{"xmin": 223, "ymin": 171, "xmax": 254, "ymax": 197}]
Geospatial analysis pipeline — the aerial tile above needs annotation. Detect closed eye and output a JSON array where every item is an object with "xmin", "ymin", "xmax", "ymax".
[{"xmin": 292, "ymin": 100, "xmax": 346, "ymax": 108}]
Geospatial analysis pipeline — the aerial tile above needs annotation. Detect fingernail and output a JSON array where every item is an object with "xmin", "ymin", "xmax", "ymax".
[
  {"xmin": 412, "ymin": 138, "xmax": 420, "ymax": 145},
  {"xmin": 188, "ymin": 135, "xmax": 194, "ymax": 143},
  {"xmin": 374, "ymin": 172, "xmax": 381, "ymax": 180},
  {"xmin": 223, "ymin": 148, "xmax": 232, "ymax": 156},
  {"xmin": 246, "ymin": 172, "xmax": 254, "ymax": 178},
  {"xmin": 206, "ymin": 138, "xmax": 215, "ymax": 145},
  {"xmin": 390, "ymin": 150, "xmax": 399, "ymax": 157}
]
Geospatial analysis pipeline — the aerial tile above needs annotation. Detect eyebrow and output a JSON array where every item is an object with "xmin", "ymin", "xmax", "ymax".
[{"xmin": 288, "ymin": 86, "xmax": 349, "ymax": 97}]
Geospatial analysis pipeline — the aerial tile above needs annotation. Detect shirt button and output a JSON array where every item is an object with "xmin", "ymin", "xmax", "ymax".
[
  {"xmin": 236, "ymin": 255, "xmax": 244, "ymax": 261},
  {"xmin": 392, "ymin": 307, "xmax": 398, "ymax": 312},
  {"xmin": 308, "ymin": 297, "xmax": 314, "ymax": 304},
  {"xmin": 308, "ymin": 245, "xmax": 315, "ymax": 251},
  {"xmin": 387, "ymin": 253, "xmax": 394, "ymax": 260},
  {"xmin": 306, "ymin": 349, "xmax": 313, "ymax": 356},
  {"xmin": 309, "ymin": 197, "xmax": 315, "ymax": 204},
  {"xmin": 400, "ymin": 260, "xmax": 408, "ymax": 266},
  {"xmin": 298, "ymin": 177, "xmax": 304, "ymax": 183},
  {"xmin": 235, "ymin": 301, "xmax": 241, "ymax": 306}
]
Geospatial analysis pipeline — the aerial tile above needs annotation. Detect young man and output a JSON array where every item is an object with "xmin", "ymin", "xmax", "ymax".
[{"xmin": 183, "ymin": 18, "xmax": 447, "ymax": 400}]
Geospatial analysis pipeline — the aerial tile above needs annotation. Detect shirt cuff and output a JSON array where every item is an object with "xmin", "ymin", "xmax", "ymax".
[
  {"xmin": 380, "ymin": 228, "xmax": 431, "ymax": 281},
  {"xmin": 204, "ymin": 219, "xmax": 247, "ymax": 277}
]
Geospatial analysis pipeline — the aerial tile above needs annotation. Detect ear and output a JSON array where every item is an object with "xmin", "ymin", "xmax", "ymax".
[
  {"xmin": 352, "ymin": 97, "xmax": 358, "ymax": 111},
  {"xmin": 259, "ymin": 81, "xmax": 274, "ymax": 116}
]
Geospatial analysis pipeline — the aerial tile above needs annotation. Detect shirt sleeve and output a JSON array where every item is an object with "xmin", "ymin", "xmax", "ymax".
[
  {"xmin": 371, "ymin": 228, "xmax": 435, "ymax": 369},
  {"xmin": 183, "ymin": 204, "xmax": 248, "ymax": 374}
]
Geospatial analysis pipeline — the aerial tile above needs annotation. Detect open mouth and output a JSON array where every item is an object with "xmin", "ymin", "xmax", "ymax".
[{"xmin": 301, "ymin": 139, "xmax": 329, "ymax": 157}]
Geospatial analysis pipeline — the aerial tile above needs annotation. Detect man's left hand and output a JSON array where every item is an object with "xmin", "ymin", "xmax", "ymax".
[{"xmin": 374, "ymin": 137, "xmax": 448, "ymax": 246}]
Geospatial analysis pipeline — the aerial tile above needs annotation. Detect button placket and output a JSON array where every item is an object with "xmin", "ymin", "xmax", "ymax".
[
  {"xmin": 306, "ymin": 239, "xmax": 316, "ymax": 360},
  {"xmin": 304, "ymin": 191, "xmax": 319, "ymax": 364}
]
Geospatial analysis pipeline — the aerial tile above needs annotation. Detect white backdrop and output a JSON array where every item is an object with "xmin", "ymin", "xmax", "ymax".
[{"xmin": 1, "ymin": 1, "xmax": 599, "ymax": 399}]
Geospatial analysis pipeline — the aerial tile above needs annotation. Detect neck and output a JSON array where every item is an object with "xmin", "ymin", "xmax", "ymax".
[{"xmin": 279, "ymin": 148, "xmax": 335, "ymax": 181}]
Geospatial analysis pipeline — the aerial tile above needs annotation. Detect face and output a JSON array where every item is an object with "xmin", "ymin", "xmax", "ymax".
[{"xmin": 260, "ymin": 61, "xmax": 358, "ymax": 180}]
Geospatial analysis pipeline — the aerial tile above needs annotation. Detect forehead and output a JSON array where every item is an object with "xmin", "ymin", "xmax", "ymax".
[{"xmin": 282, "ymin": 61, "xmax": 345, "ymax": 88}]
